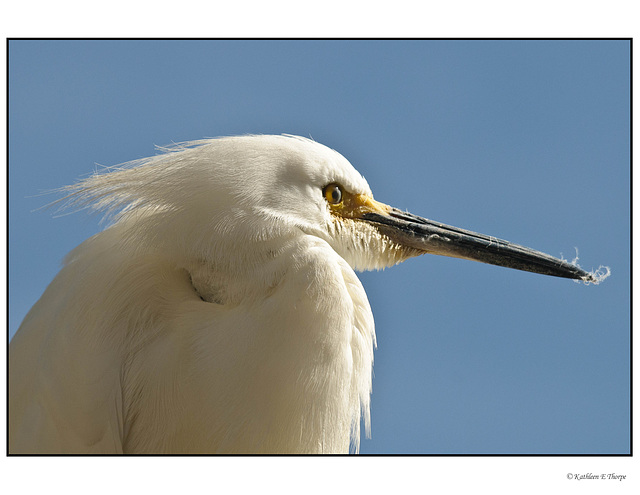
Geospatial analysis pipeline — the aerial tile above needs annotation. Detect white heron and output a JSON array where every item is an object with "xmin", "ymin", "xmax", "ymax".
[{"xmin": 9, "ymin": 135, "xmax": 608, "ymax": 454}]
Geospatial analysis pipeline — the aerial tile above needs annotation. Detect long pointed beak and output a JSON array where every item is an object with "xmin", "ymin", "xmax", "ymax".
[{"xmin": 362, "ymin": 207, "xmax": 604, "ymax": 283}]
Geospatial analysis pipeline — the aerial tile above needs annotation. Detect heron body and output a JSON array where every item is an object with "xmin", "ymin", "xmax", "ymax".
[{"xmin": 9, "ymin": 135, "xmax": 605, "ymax": 454}]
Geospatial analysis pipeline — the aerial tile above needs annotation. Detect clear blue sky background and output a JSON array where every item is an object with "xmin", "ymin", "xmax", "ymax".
[{"xmin": 8, "ymin": 40, "xmax": 630, "ymax": 454}]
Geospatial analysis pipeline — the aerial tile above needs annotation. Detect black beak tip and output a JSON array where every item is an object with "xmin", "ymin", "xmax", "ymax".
[{"xmin": 576, "ymin": 265, "xmax": 611, "ymax": 285}]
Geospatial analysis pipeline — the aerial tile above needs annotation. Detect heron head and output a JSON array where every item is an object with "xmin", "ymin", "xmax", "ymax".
[{"xmin": 59, "ymin": 134, "xmax": 606, "ymax": 284}]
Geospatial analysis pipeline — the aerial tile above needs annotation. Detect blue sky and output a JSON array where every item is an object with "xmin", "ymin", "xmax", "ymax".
[{"xmin": 8, "ymin": 40, "xmax": 630, "ymax": 455}]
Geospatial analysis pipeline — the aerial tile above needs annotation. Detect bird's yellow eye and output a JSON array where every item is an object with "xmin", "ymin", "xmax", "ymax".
[{"xmin": 323, "ymin": 183, "xmax": 343, "ymax": 205}]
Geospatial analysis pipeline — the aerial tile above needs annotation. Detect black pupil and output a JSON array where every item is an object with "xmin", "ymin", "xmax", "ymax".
[{"xmin": 331, "ymin": 186, "xmax": 341, "ymax": 203}]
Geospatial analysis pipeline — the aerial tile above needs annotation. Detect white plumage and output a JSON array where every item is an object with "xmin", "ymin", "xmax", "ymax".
[{"xmin": 9, "ymin": 135, "xmax": 409, "ymax": 453}]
